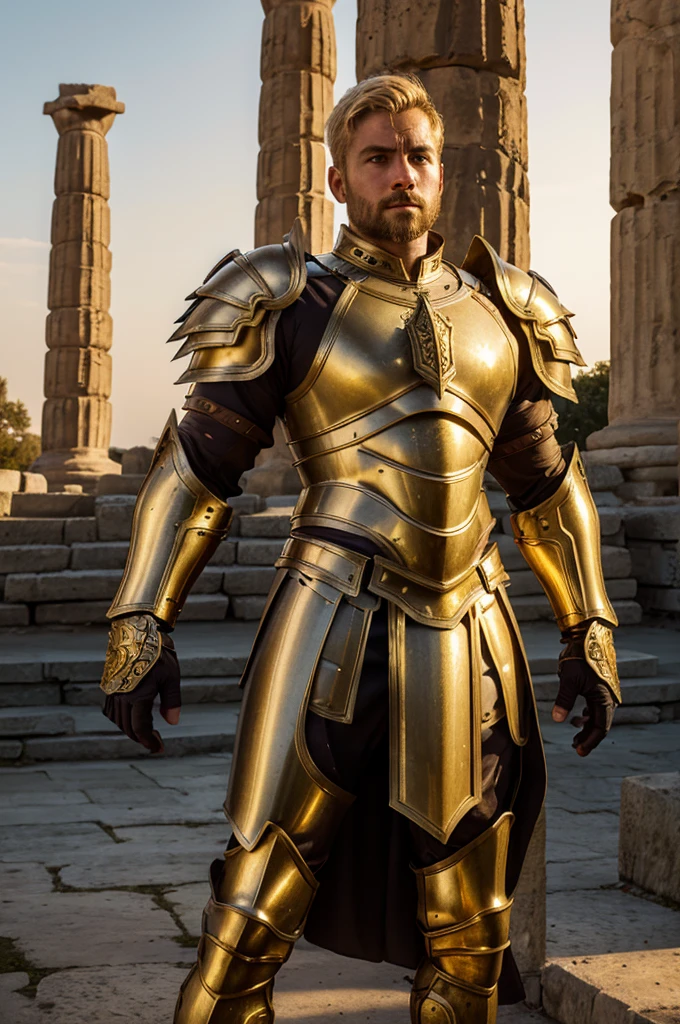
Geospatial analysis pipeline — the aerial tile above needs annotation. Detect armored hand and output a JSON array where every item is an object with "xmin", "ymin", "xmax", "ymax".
[
  {"xmin": 100, "ymin": 412, "xmax": 232, "ymax": 751},
  {"xmin": 101, "ymin": 614, "xmax": 181, "ymax": 753},
  {"xmin": 553, "ymin": 619, "xmax": 621, "ymax": 756}
]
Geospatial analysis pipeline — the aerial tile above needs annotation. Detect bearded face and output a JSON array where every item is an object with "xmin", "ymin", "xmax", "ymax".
[{"xmin": 344, "ymin": 185, "xmax": 442, "ymax": 244}]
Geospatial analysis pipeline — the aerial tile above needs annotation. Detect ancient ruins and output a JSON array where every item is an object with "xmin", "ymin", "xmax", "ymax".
[{"xmin": 32, "ymin": 84, "xmax": 125, "ymax": 493}]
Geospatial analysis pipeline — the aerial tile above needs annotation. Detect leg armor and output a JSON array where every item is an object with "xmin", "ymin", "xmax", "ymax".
[
  {"xmin": 174, "ymin": 826, "xmax": 317, "ymax": 1024},
  {"xmin": 410, "ymin": 812, "xmax": 514, "ymax": 1024}
]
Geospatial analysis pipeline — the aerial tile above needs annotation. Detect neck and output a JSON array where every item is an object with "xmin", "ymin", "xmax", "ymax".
[{"xmin": 348, "ymin": 222, "xmax": 430, "ymax": 280}]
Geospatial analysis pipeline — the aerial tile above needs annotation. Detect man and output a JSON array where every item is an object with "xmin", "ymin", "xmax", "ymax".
[{"xmin": 101, "ymin": 73, "xmax": 620, "ymax": 1023}]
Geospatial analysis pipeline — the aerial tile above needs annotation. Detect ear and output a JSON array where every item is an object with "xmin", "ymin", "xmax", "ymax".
[
  {"xmin": 328, "ymin": 165, "xmax": 347, "ymax": 204},
  {"xmin": 439, "ymin": 160, "xmax": 444, "ymax": 194}
]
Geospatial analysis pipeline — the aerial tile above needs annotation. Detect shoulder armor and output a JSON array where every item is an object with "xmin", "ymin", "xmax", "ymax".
[
  {"xmin": 168, "ymin": 219, "xmax": 307, "ymax": 385},
  {"xmin": 461, "ymin": 235, "xmax": 586, "ymax": 402}
]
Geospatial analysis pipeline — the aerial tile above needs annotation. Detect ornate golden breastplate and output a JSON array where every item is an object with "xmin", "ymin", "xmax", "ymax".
[{"xmin": 284, "ymin": 230, "xmax": 518, "ymax": 596}]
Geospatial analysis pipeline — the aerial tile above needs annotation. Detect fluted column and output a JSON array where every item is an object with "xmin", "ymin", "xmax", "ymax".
[
  {"xmin": 356, "ymin": 0, "xmax": 529, "ymax": 268},
  {"xmin": 586, "ymin": 1, "xmax": 680, "ymax": 496},
  {"xmin": 32, "ymin": 84, "xmax": 124, "ymax": 491},
  {"xmin": 255, "ymin": 0, "xmax": 336, "ymax": 252},
  {"xmin": 245, "ymin": 1, "xmax": 336, "ymax": 496}
]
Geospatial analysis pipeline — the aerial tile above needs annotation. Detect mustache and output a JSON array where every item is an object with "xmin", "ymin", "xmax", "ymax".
[{"xmin": 380, "ymin": 191, "xmax": 424, "ymax": 210}]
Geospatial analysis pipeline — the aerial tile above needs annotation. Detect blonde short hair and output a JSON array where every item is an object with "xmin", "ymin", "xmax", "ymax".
[{"xmin": 326, "ymin": 73, "xmax": 445, "ymax": 171}]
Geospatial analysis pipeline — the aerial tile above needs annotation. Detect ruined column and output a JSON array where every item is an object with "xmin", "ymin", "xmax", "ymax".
[
  {"xmin": 32, "ymin": 84, "xmax": 124, "ymax": 492},
  {"xmin": 356, "ymin": 0, "xmax": 529, "ymax": 268},
  {"xmin": 586, "ymin": 1, "xmax": 680, "ymax": 497},
  {"xmin": 255, "ymin": 0, "xmax": 336, "ymax": 252},
  {"xmin": 245, "ymin": 0, "xmax": 337, "ymax": 496}
]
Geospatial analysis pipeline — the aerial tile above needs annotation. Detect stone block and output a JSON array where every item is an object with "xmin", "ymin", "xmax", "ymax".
[
  {"xmin": 95, "ymin": 473, "xmax": 144, "ymax": 495},
  {"xmin": 239, "ymin": 509, "xmax": 293, "ymax": 538},
  {"xmin": 601, "ymin": 545, "xmax": 632, "ymax": 578},
  {"xmin": 588, "ymin": 419, "xmax": 678, "ymax": 449},
  {"xmin": 628, "ymin": 540, "xmax": 680, "ymax": 586},
  {"xmin": 121, "ymin": 445, "xmax": 153, "ymax": 474},
  {"xmin": 620, "ymin": 773, "xmax": 680, "ymax": 902},
  {"xmin": 0, "ymin": 469, "xmax": 21, "ymax": 492},
  {"xmin": 627, "ymin": 464, "xmax": 679, "ymax": 482},
  {"xmin": 604, "ymin": 577, "xmax": 637, "ymax": 600},
  {"xmin": 236, "ymin": 538, "xmax": 286, "ymax": 565},
  {"xmin": 0, "ymin": 682, "xmax": 61, "ymax": 707},
  {"xmin": 70, "ymin": 541, "xmax": 129, "ymax": 570},
  {"xmin": 356, "ymin": 0, "xmax": 525, "ymax": 79},
  {"xmin": 583, "ymin": 444, "xmax": 678, "ymax": 468},
  {"xmin": 64, "ymin": 516, "xmax": 97, "ymax": 544},
  {"xmin": 612, "ymin": 599, "xmax": 643, "ymax": 624},
  {"xmin": 95, "ymin": 494, "xmax": 135, "ymax": 540},
  {"xmin": 10, "ymin": 492, "xmax": 95, "ymax": 517},
  {"xmin": 617, "ymin": 480, "xmax": 665, "ymax": 500},
  {"xmin": 0, "ymin": 707, "xmax": 75, "ymax": 737},
  {"xmin": 0, "ymin": 492, "xmax": 13, "ymax": 516},
  {"xmin": 2, "ymin": 889, "xmax": 182, "ymax": 969},
  {"xmin": 584, "ymin": 462, "xmax": 625, "ymax": 490},
  {"xmin": 0, "ymin": 603, "xmax": 29, "ymax": 626},
  {"xmin": 543, "ymin": 949, "xmax": 680, "ymax": 1024},
  {"xmin": 181, "ymin": 677, "xmax": 242, "ymax": 703},
  {"xmin": 208, "ymin": 540, "xmax": 237, "ymax": 566},
  {"xmin": 507, "ymin": 570, "xmax": 542, "ymax": 597},
  {"xmin": 638, "ymin": 586, "xmax": 680, "ymax": 613},
  {"xmin": 229, "ymin": 494, "xmax": 266, "ymax": 514},
  {"xmin": 178, "ymin": 594, "xmax": 230, "ymax": 621},
  {"xmin": 592, "ymin": 491, "xmax": 623, "ymax": 507},
  {"xmin": 62, "ymin": 682, "xmax": 104, "ymax": 706},
  {"xmin": 35, "ymin": 601, "xmax": 110, "ymax": 625},
  {"xmin": 0, "ymin": 544, "xmax": 70, "ymax": 573},
  {"xmin": 20, "ymin": 471, "xmax": 48, "ymax": 493},
  {"xmin": 510, "ymin": 807, "xmax": 545, "ymax": 981},
  {"xmin": 231, "ymin": 595, "xmax": 268, "ymax": 620},
  {"xmin": 623, "ymin": 506, "xmax": 680, "ymax": 541},
  {"xmin": 222, "ymin": 565, "xmax": 277, "ymax": 595},
  {"xmin": 5, "ymin": 569, "xmax": 122, "ymax": 603}
]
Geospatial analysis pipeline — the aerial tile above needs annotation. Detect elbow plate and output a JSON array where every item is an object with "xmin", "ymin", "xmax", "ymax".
[
  {"xmin": 107, "ymin": 411, "xmax": 233, "ymax": 628},
  {"xmin": 510, "ymin": 445, "xmax": 618, "ymax": 631}
]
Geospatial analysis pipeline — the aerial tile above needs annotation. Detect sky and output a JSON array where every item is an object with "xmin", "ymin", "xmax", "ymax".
[{"xmin": 0, "ymin": 0, "xmax": 612, "ymax": 449}]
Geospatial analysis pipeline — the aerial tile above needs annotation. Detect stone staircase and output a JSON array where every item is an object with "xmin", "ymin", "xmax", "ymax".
[{"xmin": 1, "ymin": 617, "xmax": 678, "ymax": 763}]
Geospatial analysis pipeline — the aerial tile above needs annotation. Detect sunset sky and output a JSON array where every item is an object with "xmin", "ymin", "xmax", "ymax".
[{"xmin": 1, "ymin": 0, "xmax": 611, "ymax": 449}]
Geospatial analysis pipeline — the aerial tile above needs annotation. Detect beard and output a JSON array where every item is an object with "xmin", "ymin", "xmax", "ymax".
[{"xmin": 345, "ymin": 188, "xmax": 441, "ymax": 244}]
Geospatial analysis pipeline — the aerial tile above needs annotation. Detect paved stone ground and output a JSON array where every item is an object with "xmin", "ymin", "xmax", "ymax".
[{"xmin": 1, "ymin": 715, "xmax": 679, "ymax": 1022}]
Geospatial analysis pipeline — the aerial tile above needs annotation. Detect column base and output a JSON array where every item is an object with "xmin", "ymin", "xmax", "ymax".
[
  {"xmin": 587, "ymin": 418, "xmax": 678, "ymax": 450},
  {"xmin": 31, "ymin": 448, "xmax": 122, "ymax": 493},
  {"xmin": 585, "ymin": 420, "xmax": 679, "ymax": 499}
]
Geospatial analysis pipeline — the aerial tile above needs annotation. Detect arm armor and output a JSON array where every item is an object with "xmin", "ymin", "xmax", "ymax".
[
  {"xmin": 461, "ymin": 236, "xmax": 586, "ymax": 402},
  {"xmin": 167, "ymin": 218, "xmax": 307, "ymax": 384},
  {"xmin": 107, "ymin": 411, "xmax": 233, "ymax": 629},
  {"xmin": 510, "ymin": 445, "xmax": 618, "ymax": 631}
]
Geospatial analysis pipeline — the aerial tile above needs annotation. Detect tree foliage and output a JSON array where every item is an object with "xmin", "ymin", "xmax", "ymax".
[
  {"xmin": 554, "ymin": 361, "xmax": 610, "ymax": 448},
  {"xmin": 0, "ymin": 378, "xmax": 41, "ymax": 471}
]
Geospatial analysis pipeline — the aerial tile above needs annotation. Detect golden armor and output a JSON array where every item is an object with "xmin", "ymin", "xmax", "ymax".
[
  {"xmin": 103, "ymin": 222, "xmax": 617, "ymax": 1024},
  {"xmin": 107, "ymin": 411, "xmax": 232, "ymax": 631},
  {"xmin": 411, "ymin": 814, "xmax": 514, "ymax": 1023}
]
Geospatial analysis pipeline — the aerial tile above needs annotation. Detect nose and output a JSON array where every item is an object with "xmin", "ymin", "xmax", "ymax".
[{"xmin": 390, "ymin": 153, "xmax": 416, "ymax": 191}]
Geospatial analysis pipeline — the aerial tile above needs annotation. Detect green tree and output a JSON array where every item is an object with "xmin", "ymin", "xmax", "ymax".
[
  {"xmin": 554, "ymin": 361, "xmax": 610, "ymax": 448},
  {"xmin": 0, "ymin": 378, "xmax": 41, "ymax": 472}
]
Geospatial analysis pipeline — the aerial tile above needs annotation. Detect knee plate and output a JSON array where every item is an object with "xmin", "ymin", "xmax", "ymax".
[
  {"xmin": 174, "ymin": 825, "xmax": 317, "ymax": 1024},
  {"xmin": 410, "ymin": 813, "xmax": 514, "ymax": 1024}
]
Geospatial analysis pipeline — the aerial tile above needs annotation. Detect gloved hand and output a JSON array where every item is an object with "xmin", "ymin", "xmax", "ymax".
[
  {"xmin": 100, "ymin": 614, "xmax": 181, "ymax": 754},
  {"xmin": 552, "ymin": 620, "xmax": 621, "ymax": 757}
]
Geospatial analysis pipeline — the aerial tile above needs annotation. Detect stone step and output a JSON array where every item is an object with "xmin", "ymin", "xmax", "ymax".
[
  {"xmin": 542, "ymin": 949, "xmax": 680, "ymax": 1024},
  {"xmin": 10, "ymin": 493, "xmax": 95, "ymax": 518},
  {"xmin": 511, "ymin": 596, "xmax": 643, "ymax": 625},
  {"xmin": 62, "ymin": 676, "xmax": 243, "ymax": 707},
  {"xmin": 532, "ymin": 673, "xmax": 680, "ymax": 706},
  {"xmin": 0, "ymin": 517, "xmax": 97, "ymax": 546},
  {"xmin": 1, "ymin": 702, "xmax": 241, "ymax": 763}
]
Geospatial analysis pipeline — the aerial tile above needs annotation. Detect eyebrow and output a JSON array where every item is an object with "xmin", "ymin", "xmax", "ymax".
[{"xmin": 358, "ymin": 143, "xmax": 435, "ymax": 157}]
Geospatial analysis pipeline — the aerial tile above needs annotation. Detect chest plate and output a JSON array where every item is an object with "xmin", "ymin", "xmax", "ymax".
[{"xmin": 285, "ymin": 263, "xmax": 518, "ymax": 591}]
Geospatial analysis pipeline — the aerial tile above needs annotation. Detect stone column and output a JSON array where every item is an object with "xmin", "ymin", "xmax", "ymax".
[
  {"xmin": 356, "ymin": 0, "xmax": 530, "ymax": 268},
  {"xmin": 245, "ymin": 0, "xmax": 337, "ymax": 496},
  {"xmin": 255, "ymin": 0, "xmax": 336, "ymax": 252},
  {"xmin": 586, "ymin": 1, "xmax": 680, "ymax": 497},
  {"xmin": 32, "ymin": 84, "xmax": 124, "ymax": 492}
]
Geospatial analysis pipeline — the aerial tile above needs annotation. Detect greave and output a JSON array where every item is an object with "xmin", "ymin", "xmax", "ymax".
[
  {"xmin": 410, "ymin": 812, "xmax": 514, "ymax": 1024},
  {"xmin": 174, "ymin": 825, "xmax": 318, "ymax": 1024}
]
